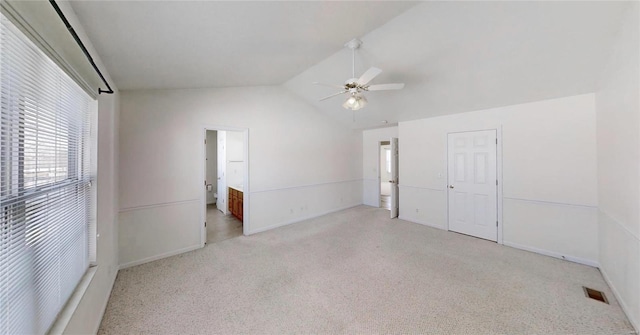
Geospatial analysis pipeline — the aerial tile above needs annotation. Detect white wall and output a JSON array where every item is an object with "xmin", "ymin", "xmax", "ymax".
[
  {"xmin": 118, "ymin": 86, "xmax": 362, "ymax": 268},
  {"xmin": 398, "ymin": 94, "xmax": 598, "ymax": 265},
  {"xmin": 362, "ymin": 127, "xmax": 398, "ymax": 206},
  {"xmin": 595, "ymin": 2, "xmax": 640, "ymax": 330},
  {"xmin": 206, "ymin": 130, "xmax": 217, "ymax": 204},
  {"xmin": 226, "ymin": 130, "xmax": 244, "ymax": 189}
]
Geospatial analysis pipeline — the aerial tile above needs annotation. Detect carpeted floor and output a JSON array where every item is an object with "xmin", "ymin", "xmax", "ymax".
[{"xmin": 99, "ymin": 206, "xmax": 635, "ymax": 334}]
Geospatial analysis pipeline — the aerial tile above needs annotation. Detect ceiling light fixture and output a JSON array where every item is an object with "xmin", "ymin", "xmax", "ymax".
[
  {"xmin": 342, "ymin": 93, "xmax": 367, "ymax": 111},
  {"xmin": 313, "ymin": 38, "xmax": 404, "ymax": 112}
]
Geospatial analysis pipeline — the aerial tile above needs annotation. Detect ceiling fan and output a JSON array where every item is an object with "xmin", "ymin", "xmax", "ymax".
[{"xmin": 314, "ymin": 38, "xmax": 404, "ymax": 111}]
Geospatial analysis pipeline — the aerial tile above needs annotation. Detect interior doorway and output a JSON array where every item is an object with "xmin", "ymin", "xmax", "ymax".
[
  {"xmin": 378, "ymin": 138, "xmax": 399, "ymax": 218},
  {"xmin": 447, "ymin": 129, "xmax": 498, "ymax": 242},
  {"xmin": 202, "ymin": 127, "xmax": 248, "ymax": 246},
  {"xmin": 379, "ymin": 141, "xmax": 391, "ymax": 210},
  {"xmin": 390, "ymin": 137, "xmax": 399, "ymax": 218}
]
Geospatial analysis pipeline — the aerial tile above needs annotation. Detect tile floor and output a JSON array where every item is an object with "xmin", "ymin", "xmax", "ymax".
[
  {"xmin": 206, "ymin": 203, "xmax": 243, "ymax": 244},
  {"xmin": 380, "ymin": 194, "xmax": 391, "ymax": 210}
]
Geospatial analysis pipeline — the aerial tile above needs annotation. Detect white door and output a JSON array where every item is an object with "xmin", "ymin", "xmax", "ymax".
[
  {"xmin": 217, "ymin": 131, "xmax": 227, "ymax": 214},
  {"xmin": 447, "ymin": 130, "xmax": 497, "ymax": 241},
  {"xmin": 390, "ymin": 137, "xmax": 399, "ymax": 218}
]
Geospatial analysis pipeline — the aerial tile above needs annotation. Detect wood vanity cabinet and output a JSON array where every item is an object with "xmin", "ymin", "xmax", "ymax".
[{"xmin": 228, "ymin": 187, "xmax": 243, "ymax": 222}]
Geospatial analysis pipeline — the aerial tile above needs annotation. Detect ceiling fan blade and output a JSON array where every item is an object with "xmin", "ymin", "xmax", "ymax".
[
  {"xmin": 319, "ymin": 91, "xmax": 348, "ymax": 101},
  {"xmin": 367, "ymin": 83, "xmax": 405, "ymax": 91},
  {"xmin": 313, "ymin": 82, "xmax": 344, "ymax": 89},
  {"xmin": 357, "ymin": 67, "xmax": 382, "ymax": 86}
]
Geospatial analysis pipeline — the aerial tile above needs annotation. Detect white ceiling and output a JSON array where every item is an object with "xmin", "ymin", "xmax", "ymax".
[
  {"xmin": 70, "ymin": 1, "xmax": 631, "ymax": 129},
  {"xmin": 284, "ymin": 1, "xmax": 631, "ymax": 128},
  {"xmin": 69, "ymin": 1, "xmax": 419, "ymax": 90}
]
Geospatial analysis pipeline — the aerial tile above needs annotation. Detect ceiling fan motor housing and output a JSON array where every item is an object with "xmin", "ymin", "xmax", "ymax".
[{"xmin": 345, "ymin": 38, "xmax": 362, "ymax": 50}]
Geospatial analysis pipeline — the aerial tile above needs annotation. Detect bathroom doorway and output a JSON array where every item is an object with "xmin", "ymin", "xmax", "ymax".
[
  {"xmin": 203, "ymin": 127, "xmax": 248, "ymax": 245},
  {"xmin": 379, "ymin": 141, "xmax": 392, "ymax": 210}
]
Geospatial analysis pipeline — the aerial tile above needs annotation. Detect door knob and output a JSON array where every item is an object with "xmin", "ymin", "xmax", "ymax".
[{"xmin": 449, "ymin": 185, "xmax": 454, "ymax": 189}]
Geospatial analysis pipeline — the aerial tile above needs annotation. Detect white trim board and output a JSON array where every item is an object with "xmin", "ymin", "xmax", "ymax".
[
  {"xmin": 398, "ymin": 215, "xmax": 447, "ymax": 231},
  {"xmin": 504, "ymin": 196, "xmax": 597, "ymax": 209},
  {"xmin": 502, "ymin": 241, "xmax": 599, "ymax": 268},
  {"xmin": 399, "ymin": 215, "xmax": 600, "ymax": 268},
  {"xmin": 398, "ymin": 184, "xmax": 445, "ymax": 192},
  {"xmin": 600, "ymin": 267, "xmax": 640, "ymax": 333},
  {"xmin": 600, "ymin": 209, "xmax": 640, "ymax": 242},
  {"xmin": 247, "ymin": 203, "xmax": 361, "ymax": 235},
  {"xmin": 118, "ymin": 244, "xmax": 202, "ymax": 270},
  {"xmin": 251, "ymin": 179, "xmax": 363, "ymax": 194},
  {"xmin": 119, "ymin": 198, "xmax": 200, "ymax": 213}
]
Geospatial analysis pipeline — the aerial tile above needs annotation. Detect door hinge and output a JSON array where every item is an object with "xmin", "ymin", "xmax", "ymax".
[
  {"xmin": 205, "ymin": 139, "xmax": 207, "ymax": 144},
  {"xmin": 496, "ymin": 138, "xmax": 497, "ymax": 144},
  {"xmin": 496, "ymin": 180, "xmax": 498, "ymax": 186},
  {"xmin": 204, "ymin": 180, "xmax": 206, "ymax": 186},
  {"xmin": 496, "ymin": 221, "xmax": 498, "ymax": 227},
  {"xmin": 204, "ymin": 222, "xmax": 207, "ymax": 227}
]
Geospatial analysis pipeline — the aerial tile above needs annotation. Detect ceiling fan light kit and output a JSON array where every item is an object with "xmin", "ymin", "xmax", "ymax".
[
  {"xmin": 343, "ymin": 93, "xmax": 368, "ymax": 111},
  {"xmin": 314, "ymin": 38, "xmax": 404, "ymax": 111}
]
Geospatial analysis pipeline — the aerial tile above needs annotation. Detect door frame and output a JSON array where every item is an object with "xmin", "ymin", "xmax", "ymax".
[
  {"xmin": 201, "ymin": 125, "xmax": 250, "ymax": 247},
  {"xmin": 445, "ymin": 127, "xmax": 503, "ymax": 244}
]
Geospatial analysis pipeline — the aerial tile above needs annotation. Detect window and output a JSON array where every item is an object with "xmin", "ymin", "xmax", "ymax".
[{"xmin": 1, "ymin": 13, "xmax": 96, "ymax": 334}]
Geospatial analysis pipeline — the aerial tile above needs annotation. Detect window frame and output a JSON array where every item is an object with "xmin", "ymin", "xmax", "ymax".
[{"xmin": 1, "ymin": 10, "xmax": 98, "ymax": 334}]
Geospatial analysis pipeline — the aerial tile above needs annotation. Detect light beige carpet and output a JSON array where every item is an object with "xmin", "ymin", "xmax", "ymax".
[{"xmin": 99, "ymin": 206, "xmax": 635, "ymax": 334}]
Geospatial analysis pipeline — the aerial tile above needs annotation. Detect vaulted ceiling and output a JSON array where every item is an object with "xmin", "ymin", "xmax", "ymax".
[
  {"xmin": 70, "ymin": 1, "xmax": 631, "ymax": 129},
  {"xmin": 69, "ymin": 1, "xmax": 419, "ymax": 90}
]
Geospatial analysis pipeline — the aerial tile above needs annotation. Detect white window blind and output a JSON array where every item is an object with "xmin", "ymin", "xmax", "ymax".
[{"xmin": 1, "ymin": 12, "xmax": 95, "ymax": 335}]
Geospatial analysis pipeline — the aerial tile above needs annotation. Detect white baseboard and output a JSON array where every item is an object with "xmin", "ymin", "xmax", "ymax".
[
  {"xmin": 502, "ymin": 241, "xmax": 599, "ymax": 268},
  {"xmin": 247, "ymin": 203, "xmax": 362, "ymax": 235},
  {"xmin": 398, "ymin": 215, "xmax": 447, "ymax": 231},
  {"xmin": 118, "ymin": 204, "xmax": 362, "ymax": 268},
  {"xmin": 600, "ymin": 267, "xmax": 640, "ymax": 334},
  {"xmin": 119, "ymin": 244, "xmax": 202, "ymax": 270}
]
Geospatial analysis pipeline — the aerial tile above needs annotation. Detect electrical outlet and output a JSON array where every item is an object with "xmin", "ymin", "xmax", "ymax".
[{"xmin": 416, "ymin": 208, "xmax": 419, "ymax": 213}]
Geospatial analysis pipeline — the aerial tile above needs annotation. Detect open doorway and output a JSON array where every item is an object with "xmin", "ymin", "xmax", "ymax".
[
  {"xmin": 379, "ymin": 141, "xmax": 392, "ymax": 210},
  {"xmin": 203, "ymin": 128, "xmax": 248, "ymax": 245}
]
